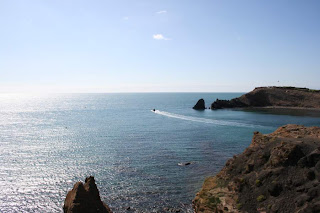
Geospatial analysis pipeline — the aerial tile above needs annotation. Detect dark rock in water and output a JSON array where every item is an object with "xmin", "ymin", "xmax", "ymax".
[
  {"xmin": 193, "ymin": 124, "xmax": 320, "ymax": 213},
  {"xmin": 193, "ymin": 99, "xmax": 206, "ymax": 110},
  {"xmin": 211, "ymin": 98, "xmax": 247, "ymax": 109},
  {"xmin": 63, "ymin": 176, "xmax": 112, "ymax": 213}
]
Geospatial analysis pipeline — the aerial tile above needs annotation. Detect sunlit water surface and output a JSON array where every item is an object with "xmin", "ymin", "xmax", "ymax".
[{"xmin": 1, "ymin": 93, "xmax": 320, "ymax": 212}]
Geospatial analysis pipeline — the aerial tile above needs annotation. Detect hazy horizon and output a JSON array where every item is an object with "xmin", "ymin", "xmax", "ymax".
[{"xmin": 1, "ymin": 0, "xmax": 320, "ymax": 93}]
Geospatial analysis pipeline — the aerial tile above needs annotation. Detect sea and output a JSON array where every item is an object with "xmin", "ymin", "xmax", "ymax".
[{"xmin": 1, "ymin": 93, "xmax": 320, "ymax": 212}]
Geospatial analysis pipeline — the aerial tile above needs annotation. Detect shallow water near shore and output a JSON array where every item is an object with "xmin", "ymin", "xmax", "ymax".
[{"xmin": 1, "ymin": 93, "xmax": 320, "ymax": 212}]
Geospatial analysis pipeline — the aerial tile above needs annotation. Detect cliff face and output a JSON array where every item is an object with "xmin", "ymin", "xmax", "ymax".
[
  {"xmin": 193, "ymin": 125, "xmax": 320, "ymax": 213},
  {"xmin": 211, "ymin": 87, "xmax": 320, "ymax": 109},
  {"xmin": 63, "ymin": 176, "xmax": 112, "ymax": 213}
]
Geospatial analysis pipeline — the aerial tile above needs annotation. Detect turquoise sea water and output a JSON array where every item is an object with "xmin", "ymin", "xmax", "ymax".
[{"xmin": 1, "ymin": 93, "xmax": 320, "ymax": 212}]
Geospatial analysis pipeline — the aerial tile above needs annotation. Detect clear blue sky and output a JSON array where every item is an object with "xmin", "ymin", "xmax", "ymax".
[{"xmin": 1, "ymin": 0, "xmax": 320, "ymax": 92}]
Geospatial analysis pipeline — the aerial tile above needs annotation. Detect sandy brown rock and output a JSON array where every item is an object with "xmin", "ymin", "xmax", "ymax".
[
  {"xmin": 211, "ymin": 86, "xmax": 320, "ymax": 109},
  {"xmin": 63, "ymin": 176, "xmax": 112, "ymax": 213},
  {"xmin": 193, "ymin": 124, "xmax": 320, "ymax": 213}
]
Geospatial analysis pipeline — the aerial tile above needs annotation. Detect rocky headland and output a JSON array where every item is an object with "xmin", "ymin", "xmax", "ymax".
[
  {"xmin": 210, "ymin": 86, "xmax": 320, "ymax": 109},
  {"xmin": 63, "ymin": 176, "xmax": 112, "ymax": 213},
  {"xmin": 193, "ymin": 124, "xmax": 320, "ymax": 213}
]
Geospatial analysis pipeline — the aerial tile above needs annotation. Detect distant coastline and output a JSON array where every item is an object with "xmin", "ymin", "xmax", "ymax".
[{"xmin": 203, "ymin": 86, "xmax": 320, "ymax": 110}]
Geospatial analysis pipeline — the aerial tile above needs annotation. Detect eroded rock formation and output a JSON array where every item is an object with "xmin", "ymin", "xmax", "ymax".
[
  {"xmin": 63, "ymin": 176, "xmax": 112, "ymax": 213},
  {"xmin": 193, "ymin": 124, "xmax": 320, "ymax": 213},
  {"xmin": 193, "ymin": 99, "xmax": 206, "ymax": 110}
]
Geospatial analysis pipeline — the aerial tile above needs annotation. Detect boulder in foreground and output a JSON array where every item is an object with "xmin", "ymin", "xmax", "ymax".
[
  {"xmin": 193, "ymin": 124, "xmax": 320, "ymax": 213},
  {"xmin": 193, "ymin": 99, "xmax": 206, "ymax": 110},
  {"xmin": 63, "ymin": 176, "xmax": 112, "ymax": 213}
]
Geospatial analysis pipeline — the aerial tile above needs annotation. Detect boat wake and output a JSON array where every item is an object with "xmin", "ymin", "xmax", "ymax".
[{"xmin": 152, "ymin": 110, "xmax": 265, "ymax": 128}]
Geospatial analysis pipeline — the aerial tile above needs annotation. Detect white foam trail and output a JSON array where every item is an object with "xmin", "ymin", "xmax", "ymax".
[{"xmin": 152, "ymin": 110, "xmax": 264, "ymax": 128}]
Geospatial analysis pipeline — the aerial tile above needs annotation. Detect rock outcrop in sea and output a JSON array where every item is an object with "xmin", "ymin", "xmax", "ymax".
[
  {"xmin": 210, "ymin": 86, "xmax": 320, "ymax": 109},
  {"xmin": 63, "ymin": 176, "xmax": 112, "ymax": 213},
  {"xmin": 193, "ymin": 124, "xmax": 320, "ymax": 213},
  {"xmin": 193, "ymin": 99, "xmax": 206, "ymax": 110}
]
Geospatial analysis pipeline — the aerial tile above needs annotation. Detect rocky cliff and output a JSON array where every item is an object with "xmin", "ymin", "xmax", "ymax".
[
  {"xmin": 211, "ymin": 87, "xmax": 320, "ymax": 109},
  {"xmin": 63, "ymin": 176, "xmax": 112, "ymax": 213},
  {"xmin": 193, "ymin": 124, "xmax": 320, "ymax": 213}
]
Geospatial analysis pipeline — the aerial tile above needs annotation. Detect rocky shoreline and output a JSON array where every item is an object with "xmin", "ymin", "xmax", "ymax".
[{"xmin": 193, "ymin": 124, "xmax": 320, "ymax": 213}]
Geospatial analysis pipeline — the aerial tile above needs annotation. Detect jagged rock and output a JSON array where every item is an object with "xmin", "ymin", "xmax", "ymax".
[
  {"xmin": 193, "ymin": 99, "xmax": 206, "ymax": 110},
  {"xmin": 193, "ymin": 124, "xmax": 320, "ymax": 213},
  {"xmin": 63, "ymin": 176, "xmax": 112, "ymax": 213},
  {"xmin": 210, "ymin": 86, "xmax": 320, "ymax": 109}
]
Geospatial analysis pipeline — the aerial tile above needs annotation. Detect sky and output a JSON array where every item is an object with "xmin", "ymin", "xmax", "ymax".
[{"xmin": 1, "ymin": 0, "xmax": 320, "ymax": 93}]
